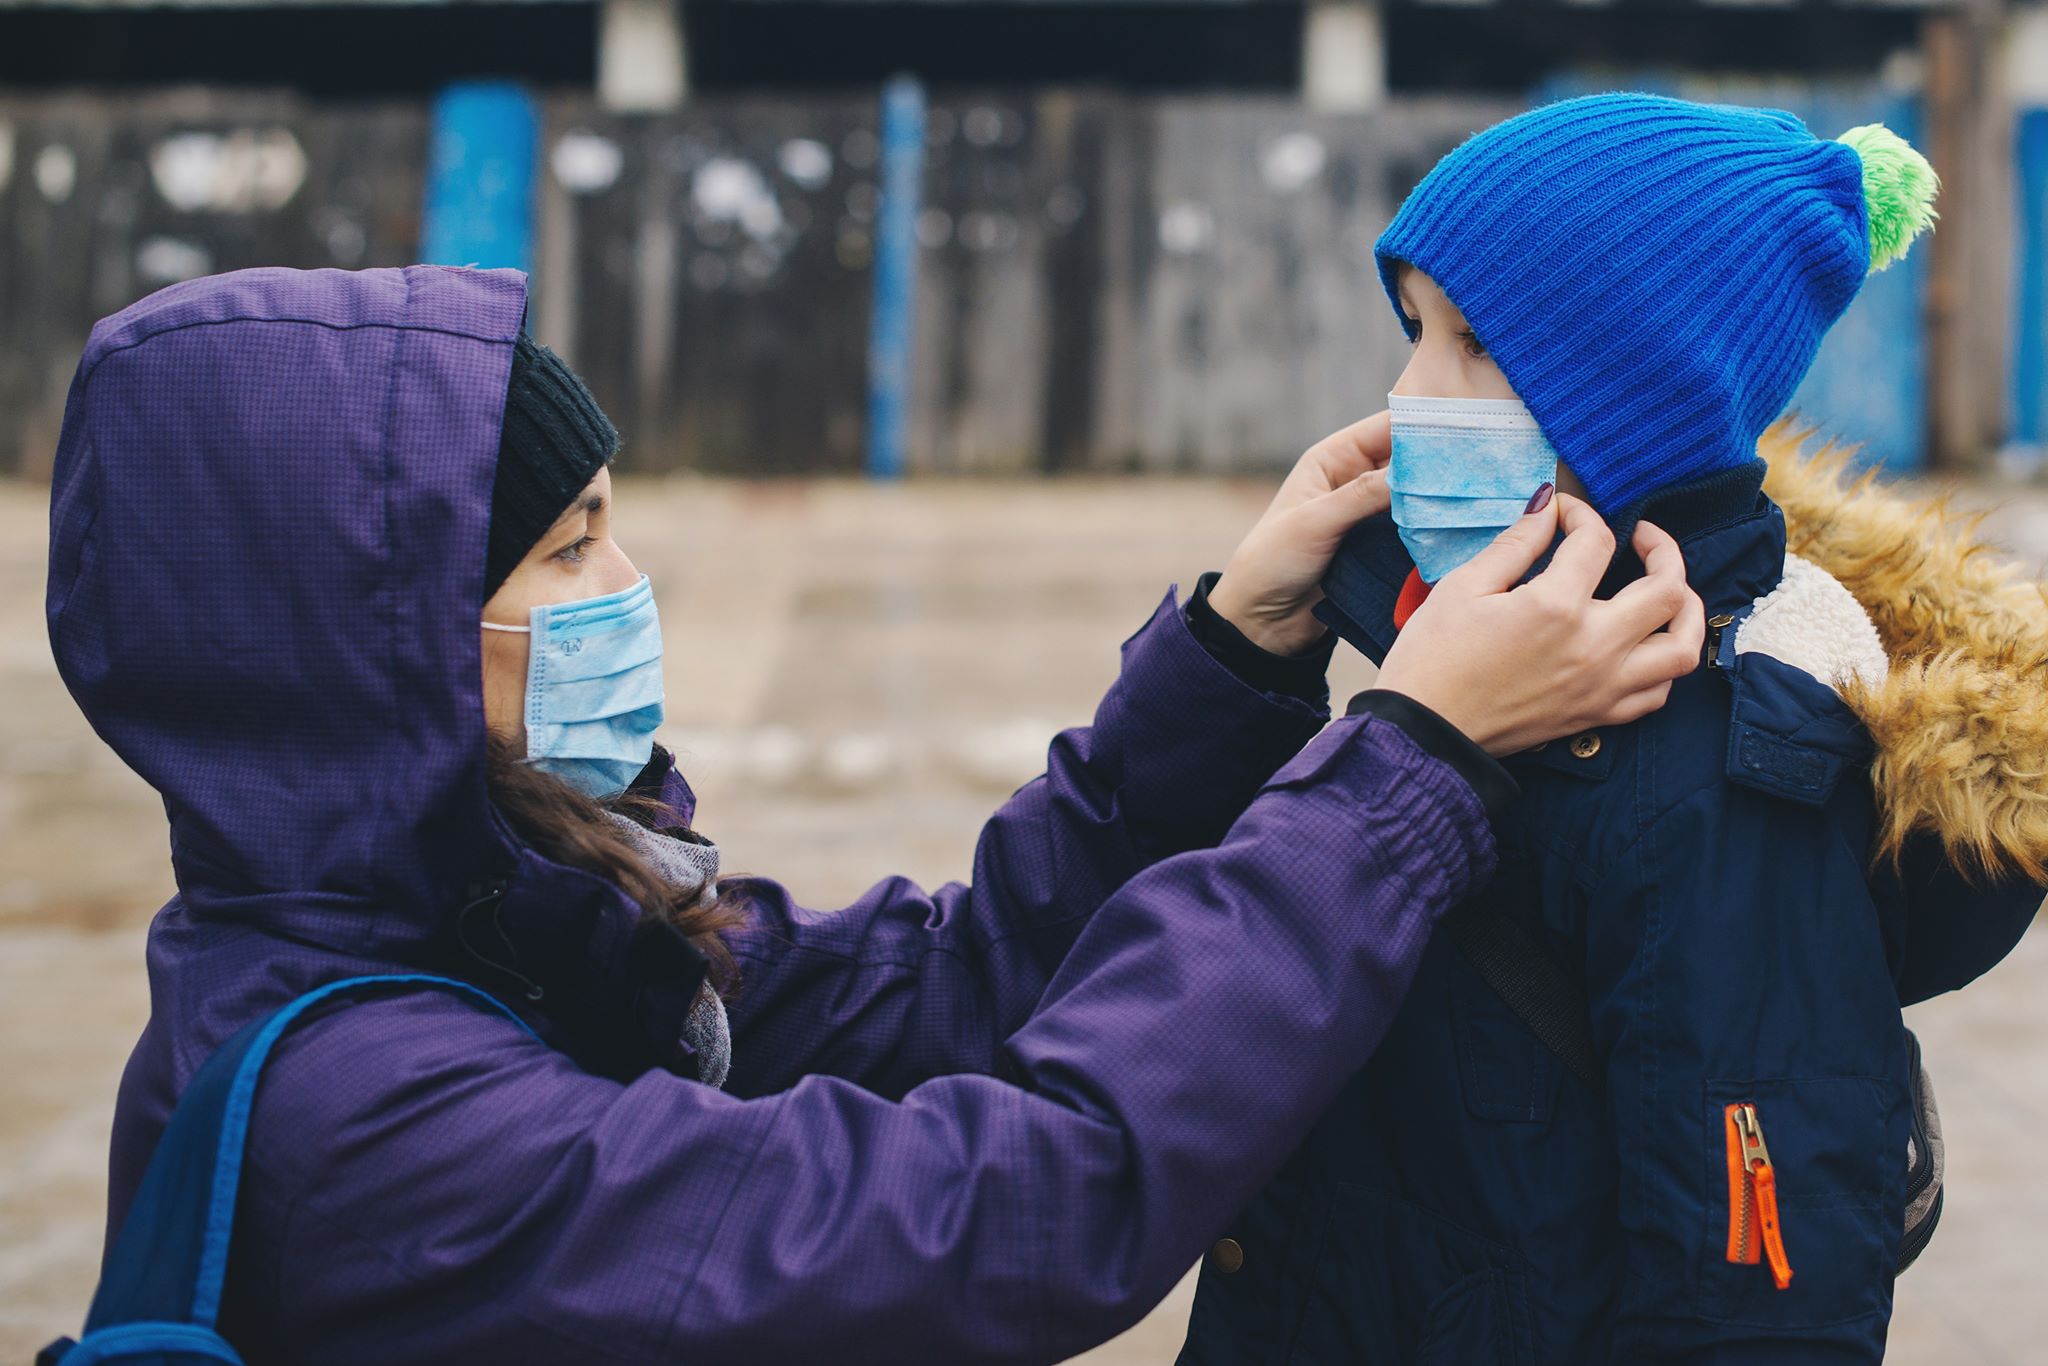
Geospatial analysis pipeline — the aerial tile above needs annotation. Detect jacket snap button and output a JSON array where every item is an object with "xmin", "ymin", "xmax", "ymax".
[
  {"xmin": 1570, "ymin": 732, "xmax": 1602, "ymax": 760},
  {"xmin": 1708, "ymin": 612, "xmax": 1736, "ymax": 629},
  {"xmin": 1210, "ymin": 1237, "xmax": 1245, "ymax": 1274}
]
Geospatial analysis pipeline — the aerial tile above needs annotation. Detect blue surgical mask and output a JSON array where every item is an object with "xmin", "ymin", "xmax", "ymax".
[
  {"xmin": 1386, "ymin": 393, "xmax": 1560, "ymax": 583},
  {"xmin": 483, "ymin": 573, "xmax": 665, "ymax": 799}
]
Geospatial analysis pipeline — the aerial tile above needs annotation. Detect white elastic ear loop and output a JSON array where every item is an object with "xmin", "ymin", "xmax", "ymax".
[{"xmin": 480, "ymin": 621, "xmax": 531, "ymax": 634}]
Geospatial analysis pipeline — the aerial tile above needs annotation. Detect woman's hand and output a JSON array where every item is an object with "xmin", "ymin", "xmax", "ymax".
[
  {"xmin": 1207, "ymin": 414, "xmax": 1393, "ymax": 656},
  {"xmin": 1375, "ymin": 490, "xmax": 1706, "ymax": 757}
]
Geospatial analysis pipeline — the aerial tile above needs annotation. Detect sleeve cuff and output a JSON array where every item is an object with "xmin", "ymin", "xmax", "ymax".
[
  {"xmin": 1344, "ymin": 689, "xmax": 1519, "ymax": 821},
  {"xmin": 1183, "ymin": 570, "xmax": 1338, "ymax": 704}
]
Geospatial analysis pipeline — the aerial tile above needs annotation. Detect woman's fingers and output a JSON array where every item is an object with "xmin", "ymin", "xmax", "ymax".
[
  {"xmin": 1533, "ymin": 493, "xmax": 1617, "ymax": 597},
  {"xmin": 1611, "ymin": 630, "xmax": 1705, "ymax": 695},
  {"xmin": 1310, "ymin": 410, "xmax": 1393, "ymax": 486},
  {"xmin": 1605, "ymin": 522, "xmax": 1705, "ymax": 654},
  {"xmin": 1292, "ymin": 467, "xmax": 1391, "ymax": 545},
  {"xmin": 1598, "ymin": 681, "xmax": 1677, "ymax": 727},
  {"xmin": 1372, "ymin": 495, "xmax": 1704, "ymax": 756},
  {"xmin": 1632, "ymin": 517, "xmax": 1685, "ymax": 578},
  {"xmin": 1440, "ymin": 485, "xmax": 1561, "ymax": 595},
  {"xmin": 1264, "ymin": 411, "xmax": 1391, "ymax": 518},
  {"xmin": 1211, "ymin": 421, "xmax": 1397, "ymax": 656},
  {"xmin": 1604, "ymin": 569, "xmax": 1694, "ymax": 644}
]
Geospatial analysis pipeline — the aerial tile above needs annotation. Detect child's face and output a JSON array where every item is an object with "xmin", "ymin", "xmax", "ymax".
[
  {"xmin": 1390, "ymin": 264, "xmax": 1588, "ymax": 499},
  {"xmin": 1391, "ymin": 265, "xmax": 1517, "ymax": 402}
]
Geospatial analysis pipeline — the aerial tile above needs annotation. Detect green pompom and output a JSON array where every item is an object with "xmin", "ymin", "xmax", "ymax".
[{"xmin": 1836, "ymin": 123, "xmax": 1939, "ymax": 273}]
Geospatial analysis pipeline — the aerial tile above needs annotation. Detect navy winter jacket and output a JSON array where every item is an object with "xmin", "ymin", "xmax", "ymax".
[{"xmin": 1181, "ymin": 443, "xmax": 2045, "ymax": 1364}]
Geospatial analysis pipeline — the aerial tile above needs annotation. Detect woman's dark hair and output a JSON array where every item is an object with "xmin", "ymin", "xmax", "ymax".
[{"xmin": 484, "ymin": 732, "xmax": 745, "ymax": 993}]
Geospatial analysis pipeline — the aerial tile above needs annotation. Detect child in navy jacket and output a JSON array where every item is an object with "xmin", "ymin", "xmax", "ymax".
[{"xmin": 1180, "ymin": 93, "xmax": 2047, "ymax": 1364}]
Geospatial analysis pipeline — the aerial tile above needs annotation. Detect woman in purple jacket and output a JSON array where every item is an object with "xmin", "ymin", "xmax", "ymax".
[{"xmin": 47, "ymin": 264, "xmax": 1701, "ymax": 1363}]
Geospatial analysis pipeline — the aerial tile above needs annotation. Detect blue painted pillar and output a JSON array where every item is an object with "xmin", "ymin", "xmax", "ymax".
[
  {"xmin": 2012, "ymin": 108, "xmax": 2048, "ymax": 455},
  {"xmin": 419, "ymin": 82, "xmax": 540, "ymax": 272},
  {"xmin": 866, "ymin": 76, "xmax": 926, "ymax": 480}
]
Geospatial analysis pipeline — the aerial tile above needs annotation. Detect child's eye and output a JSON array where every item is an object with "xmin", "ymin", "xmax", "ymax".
[
  {"xmin": 1458, "ymin": 329, "xmax": 1488, "ymax": 359},
  {"xmin": 1402, "ymin": 316, "xmax": 1422, "ymax": 345},
  {"xmin": 556, "ymin": 534, "xmax": 598, "ymax": 563}
]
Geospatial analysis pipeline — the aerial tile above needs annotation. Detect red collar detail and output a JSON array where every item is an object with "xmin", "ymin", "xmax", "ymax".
[{"xmin": 1392, "ymin": 568, "xmax": 1432, "ymax": 631}]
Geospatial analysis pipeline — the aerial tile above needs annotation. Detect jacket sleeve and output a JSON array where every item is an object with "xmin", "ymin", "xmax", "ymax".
[
  {"xmin": 1583, "ymin": 784, "xmax": 1906, "ymax": 1363},
  {"xmin": 251, "ymin": 714, "xmax": 1496, "ymax": 1365},
  {"xmin": 721, "ymin": 581, "xmax": 1333, "ymax": 1098},
  {"xmin": 1879, "ymin": 829, "xmax": 2043, "ymax": 1005}
]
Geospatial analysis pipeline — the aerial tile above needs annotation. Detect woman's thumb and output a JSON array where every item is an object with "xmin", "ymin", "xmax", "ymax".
[
  {"xmin": 1297, "ymin": 467, "xmax": 1391, "ymax": 541},
  {"xmin": 1440, "ymin": 482, "xmax": 1558, "ymax": 595}
]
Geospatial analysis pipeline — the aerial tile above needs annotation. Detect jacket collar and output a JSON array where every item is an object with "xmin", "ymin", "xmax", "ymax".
[
  {"xmin": 1314, "ymin": 459, "xmax": 1782, "ymax": 665},
  {"xmin": 461, "ymin": 743, "xmax": 710, "ymax": 1080}
]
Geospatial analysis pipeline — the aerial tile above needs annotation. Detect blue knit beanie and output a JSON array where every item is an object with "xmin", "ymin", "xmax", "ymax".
[{"xmin": 1375, "ymin": 92, "xmax": 1938, "ymax": 515}]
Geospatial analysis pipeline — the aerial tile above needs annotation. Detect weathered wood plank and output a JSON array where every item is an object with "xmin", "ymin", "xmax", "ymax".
[
  {"xmin": 535, "ymin": 95, "xmax": 876, "ymax": 475},
  {"xmin": 0, "ymin": 90, "xmax": 425, "ymax": 476}
]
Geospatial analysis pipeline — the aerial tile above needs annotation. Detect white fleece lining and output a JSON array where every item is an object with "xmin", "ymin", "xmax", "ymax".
[{"xmin": 1735, "ymin": 553, "xmax": 1890, "ymax": 693}]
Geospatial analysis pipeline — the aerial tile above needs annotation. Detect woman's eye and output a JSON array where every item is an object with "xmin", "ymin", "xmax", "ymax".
[{"xmin": 556, "ymin": 534, "xmax": 597, "ymax": 563}]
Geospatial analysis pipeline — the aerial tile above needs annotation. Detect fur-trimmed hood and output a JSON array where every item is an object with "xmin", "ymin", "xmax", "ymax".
[{"xmin": 1758, "ymin": 422, "xmax": 2048, "ymax": 881}]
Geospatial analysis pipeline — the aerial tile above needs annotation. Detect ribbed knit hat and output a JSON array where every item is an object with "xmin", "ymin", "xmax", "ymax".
[
  {"xmin": 485, "ymin": 332, "xmax": 621, "ymax": 601},
  {"xmin": 1376, "ymin": 92, "xmax": 1938, "ymax": 515}
]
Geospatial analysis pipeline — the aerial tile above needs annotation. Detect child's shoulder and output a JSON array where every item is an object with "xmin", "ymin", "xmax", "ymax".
[{"xmin": 1505, "ymin": 553, "xmax": 1886, "ymax": 879}]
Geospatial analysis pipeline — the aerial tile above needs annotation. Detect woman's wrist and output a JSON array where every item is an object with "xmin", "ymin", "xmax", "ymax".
[
  {"xmin": 1344, "ymin": 689, "xmax": 1519, "ymax": 821},
  {"xmin": 1202, "ymin": 574, "xmax": 1331, "ymax": 657},
  {"xmin": 1185, "ymin": 571, "xmax": 1336, "ymax": 700}
]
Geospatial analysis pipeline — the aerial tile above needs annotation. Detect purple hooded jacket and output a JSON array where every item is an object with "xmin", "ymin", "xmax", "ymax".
[{"xmin": 47, "ymin": 265, "xmax": 1498, "ymax": 1363}]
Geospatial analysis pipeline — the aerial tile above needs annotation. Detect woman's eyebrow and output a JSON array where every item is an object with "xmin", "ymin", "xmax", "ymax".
[
  {"xmin": 549, "ymin": 492, "xmax": 605, "ymax": 530},
  {"xmin": 538, "ymin": 493, "xmax": 607, "ymax": 545}
]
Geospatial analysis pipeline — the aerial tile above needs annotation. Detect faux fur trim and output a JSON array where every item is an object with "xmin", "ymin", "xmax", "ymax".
[{"xmin": 1760, "ymin": 421, "xmax": 2048, "ymax": 881}]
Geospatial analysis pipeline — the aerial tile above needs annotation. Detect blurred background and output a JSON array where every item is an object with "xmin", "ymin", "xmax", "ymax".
[{"xmin": 4, "ymin": 0, "xmax": 2048, "ymax": 1360}]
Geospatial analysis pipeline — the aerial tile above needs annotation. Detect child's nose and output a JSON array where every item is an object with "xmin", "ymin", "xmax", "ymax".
[{"xmin": 1391, "ymin": 343, "xmax": 1459, "ymax": 400}]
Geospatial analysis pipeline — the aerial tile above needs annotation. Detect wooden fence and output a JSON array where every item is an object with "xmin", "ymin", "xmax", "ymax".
[
  {"xmin": 0, "ymin": 81, "xmax": 1987, "ymax": 477},
  {"xmin": 0, "ymin": 91, "xmax": 427, "ymax": 476}
]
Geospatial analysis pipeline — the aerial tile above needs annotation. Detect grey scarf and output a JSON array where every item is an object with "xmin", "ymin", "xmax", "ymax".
[{"xmin": 601, "ymin": 810, "xmax": 731, "ymax": 1089}]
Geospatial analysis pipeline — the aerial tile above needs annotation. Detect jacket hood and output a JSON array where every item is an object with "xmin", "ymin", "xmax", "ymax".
[
  {"xmin": 1760, "ymin": 422, "xmax": 2048, "ymax": 882},
  {"xmin": 47, "ymin": 265, "xmax": 532, "ymax": 943}
]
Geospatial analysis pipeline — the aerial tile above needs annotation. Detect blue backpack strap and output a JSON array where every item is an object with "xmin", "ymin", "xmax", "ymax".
[{"xmin": 78, "ymin": 974, "xmax": 535, "ymax": 1339}]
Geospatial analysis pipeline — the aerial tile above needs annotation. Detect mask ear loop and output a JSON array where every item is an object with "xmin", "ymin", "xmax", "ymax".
[{"xmin": 476, "ymin": 615, "xmax": 543, "ymax": 993}]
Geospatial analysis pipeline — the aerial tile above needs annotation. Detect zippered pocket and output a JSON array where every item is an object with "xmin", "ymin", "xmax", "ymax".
[
  {"xmin": 1699, "ymin": 1079, "xmax": 1886, "ymax": 1328},
  {"xmin": 1723, "ymin": 1102, "xmax": 1794, "ymax": 1290}
]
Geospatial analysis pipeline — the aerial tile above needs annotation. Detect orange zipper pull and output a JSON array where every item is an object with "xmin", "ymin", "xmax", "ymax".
[
  {"xmin": 1724, "ymin": 1104, "xmax": 1757, "ymax": 1265},
  {"xmin": 1751, "ymin": 1158, "xmax": 1794, "ymax": 1290},
  {"xmin": 1724, "ymin": 1103, "xmax": 1794, "ymax": 1290}
]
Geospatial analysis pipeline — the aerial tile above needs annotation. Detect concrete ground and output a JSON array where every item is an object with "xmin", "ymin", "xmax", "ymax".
[{"xmin": 4, "ymin": 470, "xmax": 2047, "ymax": 1362}]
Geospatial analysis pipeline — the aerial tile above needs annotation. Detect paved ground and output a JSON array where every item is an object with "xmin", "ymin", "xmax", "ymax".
[{"xmin": 4, "ymin": 471, "xmax": 2047, "ymax": 1362}]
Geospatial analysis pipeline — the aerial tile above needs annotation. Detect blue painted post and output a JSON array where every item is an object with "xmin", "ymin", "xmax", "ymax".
[
  {"xmin": 866, "ymin": 75, "xmax": 926, "ymax": 480},
  {"xmin": 2011, "ymin": 108, "xmax": 2048, "ymax": 461},
  {"xmin": 419, "ymin": 82, "xmax": 540, "ymax": 273}
]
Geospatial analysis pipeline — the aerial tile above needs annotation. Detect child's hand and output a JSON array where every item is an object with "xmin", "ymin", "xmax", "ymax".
[
  {"xmin": 1207, "ymin": 413, "xmax": 1393, "ymax": 656},
  {"xmin": 1374, "ymin": 491, "xmax": 1705, "ymax": 757}
]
